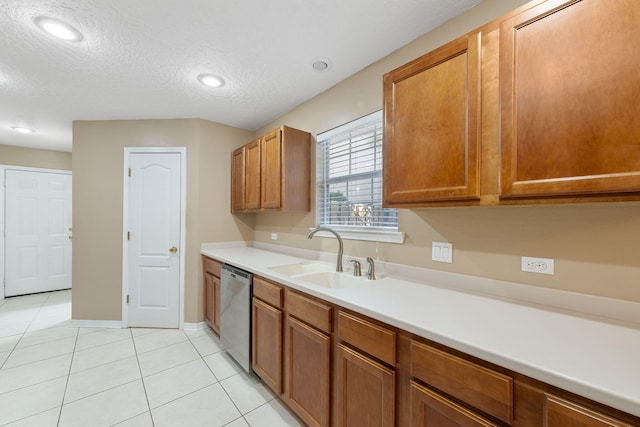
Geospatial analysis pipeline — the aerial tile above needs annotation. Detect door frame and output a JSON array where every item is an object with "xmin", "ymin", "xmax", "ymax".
[
  {"xmin": 0, "ymin": 165, "xmax": 72, "ymax": 301},
  {"xmin": 121, "ymin": 147, "xmax": 187, "ymax": 329}
]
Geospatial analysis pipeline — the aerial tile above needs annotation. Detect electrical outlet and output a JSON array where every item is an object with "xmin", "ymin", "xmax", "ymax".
[
  {"xmin": 271, "ymin": 233, "xmax": 278, "ymax": 241},
  {"xmin": 432, "ymin": 242, "xmax": 453, "ymax": 263},
  {"xmin": 521, "ymin": 256, "xmax": 554, "ymax": 275}
]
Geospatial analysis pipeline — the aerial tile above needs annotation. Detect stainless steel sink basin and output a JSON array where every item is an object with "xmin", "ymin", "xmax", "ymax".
[{"xmin": 268, "ymin": 261, "xmax": 334, "ymax": 277}]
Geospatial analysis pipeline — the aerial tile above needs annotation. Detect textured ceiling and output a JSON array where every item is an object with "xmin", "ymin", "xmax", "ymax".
[{"xmin": 0, "ymin": 0, "xmax": 482, "ymax": 152}]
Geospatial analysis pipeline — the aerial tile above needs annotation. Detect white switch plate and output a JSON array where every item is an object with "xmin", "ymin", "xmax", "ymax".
[
  {"xmin": 521, "ymin": 256, "xmax": 554, "ymax": 275},
  {"xmin": 271, "ymin": 233, "xmax": 278, "ymax": 240},
  {"xmin": 432, "ymin": 242, "xmax": 453, "ymax": 263}
]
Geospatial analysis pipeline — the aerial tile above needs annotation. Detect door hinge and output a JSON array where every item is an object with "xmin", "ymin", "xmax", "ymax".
[
  {"xmin": 127, "ymin": 231, "xmax": 130, "ymax": 240},
  {"xmin": 126, "ymin": 294, "xmax": 130, "ymax": 304},
  {"xmin": 128, "ymin": 168, "xmax": 131, "ymax": 177}
]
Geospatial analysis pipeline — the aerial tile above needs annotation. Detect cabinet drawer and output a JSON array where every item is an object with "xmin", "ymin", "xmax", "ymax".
[
  {"xmin": 544, "ymin": 394, "xmax": 634, "ymax": 427},
  {"xmin": 410, "ymin": 380, "xmax": 499, "ymax": 427},
  {"xmin": 337, "ymin": 311, "xmax": 396, "ymax": 365},
  {"xmin": 253, "ymin": 277, "xmax": 283, "ymax": 308},
  {"xmin": 203, "ymin": 256, "xmax": 221, "ymax": 277},
  {"xmin": 411, "ymin": 340, "xmax": 513, "ymax": 424},
  {"xmin": 286, "ymin": 290, "xmax": 332, "ymax": 333}
]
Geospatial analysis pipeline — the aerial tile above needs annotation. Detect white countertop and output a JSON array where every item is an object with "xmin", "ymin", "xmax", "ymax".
[{"xmin": 202, "ymin": 242, "xmax": 640, "ymax": 418}]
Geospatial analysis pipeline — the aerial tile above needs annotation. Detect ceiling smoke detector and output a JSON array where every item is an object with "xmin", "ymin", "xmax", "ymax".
[
  {"xmin": 33, "ymin": 16, "xmax": 83, "ymax": 42},
  {"xmin": 311, "ymin": 57, "xmax": 332, "ymax": 72}
]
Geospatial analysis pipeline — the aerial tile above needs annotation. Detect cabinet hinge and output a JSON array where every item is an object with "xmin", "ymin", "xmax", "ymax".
[
  {"xmin": 128, "ymin": 168, "xmax": 131, "ymax": 177},
  {"xmin": 126, "ymin": 294, "xmax": 130, "ymax": 304}
]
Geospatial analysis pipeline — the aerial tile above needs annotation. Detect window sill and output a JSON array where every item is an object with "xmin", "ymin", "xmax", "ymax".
[{"xmin": 309, "ymin": 227, "xmax": 405, "ymax": 244}]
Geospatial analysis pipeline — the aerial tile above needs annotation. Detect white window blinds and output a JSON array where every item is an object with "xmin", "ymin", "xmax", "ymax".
[{"xmin": 316, "ymin": 111, "xmax": 399, "ymax": 231}]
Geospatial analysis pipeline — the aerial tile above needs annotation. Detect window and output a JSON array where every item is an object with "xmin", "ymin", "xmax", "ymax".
[{"xmin": 316, "ymin": 111, "xmax": 403, "ymax": 243}]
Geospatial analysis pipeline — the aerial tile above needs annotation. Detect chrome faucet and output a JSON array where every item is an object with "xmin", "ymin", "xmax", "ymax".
[
  {"xmin": 307, "ymin": 226, "xmax": 343, "ymax": 272},
  {"xmin": 366, "ymin": 257, "xmax": 376, "ymax": 280}
]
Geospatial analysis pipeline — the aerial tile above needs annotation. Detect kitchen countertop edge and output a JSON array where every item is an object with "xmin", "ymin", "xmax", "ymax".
[{"xmin": 201, "ymin": 242, "xmax": 640, "ymax": 418}]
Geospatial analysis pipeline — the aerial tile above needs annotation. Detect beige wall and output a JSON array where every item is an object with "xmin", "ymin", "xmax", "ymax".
[
  {"xmin": 251, "ymin": 0, "xmax": 640, "ymax": 302},
  {"xmin": 0, "ymin": 144, "xmax": 71, "ymax": 170},
  {"xmin": 72, "ymin": 119, "xmax": 253, "ymax": 322}
]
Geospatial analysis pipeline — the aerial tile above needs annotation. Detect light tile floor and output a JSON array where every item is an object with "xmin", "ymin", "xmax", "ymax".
[{"xmin": 0, "ymin": 290, "xmax": 304, "ymax": 427}]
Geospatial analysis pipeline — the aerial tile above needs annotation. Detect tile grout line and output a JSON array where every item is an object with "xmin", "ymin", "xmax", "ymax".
[
  {"xmin": 184, "ymin": 330, "xmax": 251, "ymax": 425},
  {"xmin": 0, "ymin": 291, "xmax": 73, "ymax": 426},
  {"xmin": 0, "ymin": 295, "xmax": 48, "ymax": 371},
  {"xmin": 56, "ymin": 321, "xmax": 80, "ymax": 427},
  {"xmin": 131, "ymin": 327, "xmax": 156, "ymax": 427}
]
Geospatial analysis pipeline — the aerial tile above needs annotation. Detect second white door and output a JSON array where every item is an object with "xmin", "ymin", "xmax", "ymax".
[
  {"xmin": 5, "ymin": 169, "xmax": 72, "ymax": 297},
  {"xmin": 127, "ymin": 152, "xmax": 182, "ymax": 328}
]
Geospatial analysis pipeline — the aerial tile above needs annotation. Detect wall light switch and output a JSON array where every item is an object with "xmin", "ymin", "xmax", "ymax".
[
  {"xmin": 432, "ymin": 242, "xmax": 453, "ymax": 263},
  {"xmin": 271, "ymin": 233, "xmax": 278, "ymax": 241}
]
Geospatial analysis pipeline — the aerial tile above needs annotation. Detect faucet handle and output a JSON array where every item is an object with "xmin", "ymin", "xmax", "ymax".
[
  {"xmin": 366, "ymin": 257, "xmax": 376, "ymax": 280},
  {"xmin": 349, "ymin": 259, "xmax": 362, "ymax": 277}
]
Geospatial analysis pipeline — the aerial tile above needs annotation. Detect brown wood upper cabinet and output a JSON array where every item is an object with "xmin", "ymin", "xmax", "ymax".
[
  {"xmin": 383, "ymin": 0, "xmax": 640, "ymax": 207},
  {"xmin": 231, "ymin": 146, "xmax": 246, "ymax": 212},
  {"xmin": 383, "ymin": 32, "xmax": 481, "ymax": 206},
  {"xmin": 230, "ymin": 126, "xmax": 311, "ymax": 212},
  {"xmin": 500, "ymin": 0, "xmax": 640, "ymax": 199},
  {"xmin": 245, "ymin": 138, "xmax": 261, "ymax": 210}
]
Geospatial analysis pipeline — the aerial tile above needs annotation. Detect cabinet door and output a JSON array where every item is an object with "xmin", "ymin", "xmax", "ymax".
[
  {"xmin": 204, "ymin": 272, "xmax": 213, "ymax": 326},
  {"xmin": 410, "ymin": 340, "xmax": 512, "ymax": 424},
  {"xmin": 260, "ymin": 129, "xmax": 282, "ymax": 209},
  {"xmin": 335, "ymin": 344, "xmax": 395, "ymax": 427},
  {"xmin": 383, "ymin": 32, "xmax": 480, "ymax": 206},
  {"xmin": 245, "ymin": 139, "xmax": 261, "ymax": 210},
  {"xmin": 231, "ymin": 147, "xmax": 246, "ymax": 212},
  {"xmin": 252, "ymin": 297, "xmax": 283, "ymax": 394},
  {"xmin": 410, "ymin": 381, "xmax": 498, "ymax": 427},
  {"xmin": 211, "ymin": 275, "xmax": 220, "ymax": 335},
  {"xmin": 500, "ymin": 0, "xmax": 640, "ymax": 198},
  {"xmin": 285, "ymin": 316, "xmax": 331, "ymax": 427},
  {"xmin": 544, "ymin": 394, "xmax": 634, "ymax": 427}
]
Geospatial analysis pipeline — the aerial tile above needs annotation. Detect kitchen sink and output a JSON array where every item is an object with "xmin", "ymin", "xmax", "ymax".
[
  {"xmin": 268, "ymin": 261, "xmax": 335, "ymax": 277},
  {"xmin": 269, "ymin": 260, "xmax": 379, "ymax": 289},
  {"xmin": 296, "ymin": 271, "xmax": 367, "ymax": 289}
]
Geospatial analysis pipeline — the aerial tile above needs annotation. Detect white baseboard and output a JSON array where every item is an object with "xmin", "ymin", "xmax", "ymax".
[
  {"xmin": 70, "ymin": 319, "xmax": 124, "ymax": 329},
  {"xmin": 182, "ymin": 321, "xmax": 207, "ymax": 331}
]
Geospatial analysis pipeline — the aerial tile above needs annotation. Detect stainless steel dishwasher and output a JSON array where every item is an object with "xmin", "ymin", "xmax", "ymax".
[{"xmin": 220, "ymin": 264, "xmax": 252, "ymax": 372}]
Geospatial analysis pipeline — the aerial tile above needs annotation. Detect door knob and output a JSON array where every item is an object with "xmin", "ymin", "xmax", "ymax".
[{"xmin": 169, "ymin": 246, "xmax": 178, "ymax": 253}]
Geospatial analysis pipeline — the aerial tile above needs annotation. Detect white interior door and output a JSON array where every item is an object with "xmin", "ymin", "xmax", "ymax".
[
  {"xmin": 127, "ymin": 152, "xmax": 182, "ymax": 328},
  {"xmin": 5, "ymin": 169, "xmax": 72, "ymax": 297}
]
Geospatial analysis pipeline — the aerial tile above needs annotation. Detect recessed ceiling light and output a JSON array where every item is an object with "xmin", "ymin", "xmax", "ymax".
[
  {"xmin": 10, "ymin": 126, "xmax": 35, "ymax": 134},
  {"xmin": 197, "ymin": 74, "xmax": 225, "ymax": 88},
  {"xmin": 33, "ymin": 16, "xmax": 83, "ymax": 42},
  {"xmin": 311, "ymin": 57, "xmax": 332, "ymax": 72}
]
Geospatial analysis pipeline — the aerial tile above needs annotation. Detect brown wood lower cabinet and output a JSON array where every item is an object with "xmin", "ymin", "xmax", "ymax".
[
  {"xmin": 252, "ymin": 297, "xmax": 283, "ymax": 394},
  {"xmin": 335, "ymin": 343, "xmax": 395, "ymax": 427},
  {"xmin": 202, "ymin": 256, "xmax": 221, "ymax": 335},
  {"xmin": 285, "ymin": 315, "xmax": 331, "ymax": 427},
  {"xmin": 238, "ymin": 273, "xmax": 640, "ymax": 427},
  {"xmin": 410, "ymin": 380, "xmax": 499, "ymax": 427},
  {"xmin": 544, "ymin": 394, "xmax": 635, "ymax": 427},
  {"xmin": 251, "ymin": 277, "xmax": 284, "ymax": 395},
  {"xmin": 411, "ymin": 340, "xmax": 513, "ymax": 424}
]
